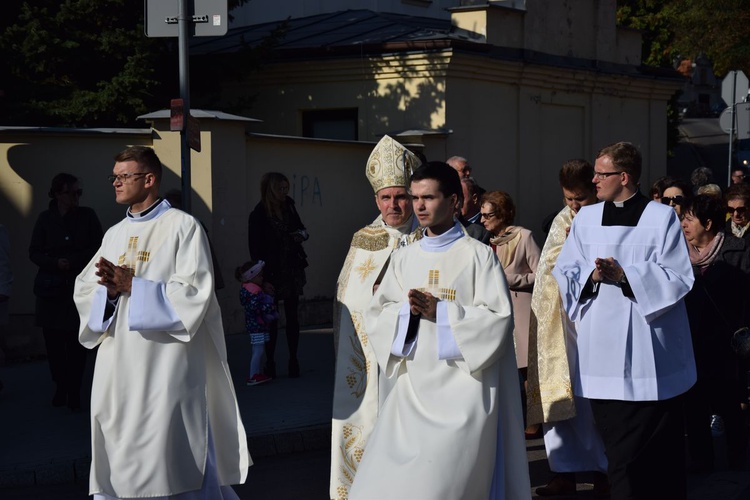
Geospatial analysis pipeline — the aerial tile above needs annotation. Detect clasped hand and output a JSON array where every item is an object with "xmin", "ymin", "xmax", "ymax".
[
  {"xmin": 592, "ymin": 257, "xmax": 625, "ymax": 283},
  {"xmin": 408, "ymin": 289, "xmax": 437, "ymax": 321},
  {"xmin": 95, "ymin": 257, "xmax": 133, "ymax": 299}
]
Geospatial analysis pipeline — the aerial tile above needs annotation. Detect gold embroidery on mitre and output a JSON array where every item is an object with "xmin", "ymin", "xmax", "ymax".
[
  {"xmin": 365, "ymin": 135, "xmax": 422, "ymax": 193},
  {"xmin": 355, "ymin": 255, "xmax": 377, "ymax": 283}
]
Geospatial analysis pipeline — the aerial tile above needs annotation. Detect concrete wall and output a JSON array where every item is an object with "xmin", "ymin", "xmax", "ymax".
[
  {"xmin": 0, "ymin": 125, "xmax": 387, "ymax": 359},
  {"xmin": 0, "ymin": 130, "xmax": 153, "ymax": 359}
]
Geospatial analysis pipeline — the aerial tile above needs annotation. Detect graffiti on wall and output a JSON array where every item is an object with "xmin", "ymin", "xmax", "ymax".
[{"xmin": 290, "ymin": 174, "xmax": 322, "ymax": 207}]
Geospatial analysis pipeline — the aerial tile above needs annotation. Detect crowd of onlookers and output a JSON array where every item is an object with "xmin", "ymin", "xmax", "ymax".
[{"xmin": 450, "ymin": 156, "xmax": 750, "ymax": 497}]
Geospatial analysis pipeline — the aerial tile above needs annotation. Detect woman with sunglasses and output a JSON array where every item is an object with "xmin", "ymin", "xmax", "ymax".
[
  {"xmin": 29, "ymin": 172, "xmax": 102, "ymax": 411},
  {"xmin": 681, "ymin": 194, "xmax": 750, "ymax": 472},
  {"xmin": 480, "ymin": 190, "xmax": 542, "ymax": 439},
  {"xmin": 661, "ymin": 178, "xmax": 692, "ymax": 217},
  {"xmin": 725, "ymin": 183, "xmax": 750, "ymax": 243}
]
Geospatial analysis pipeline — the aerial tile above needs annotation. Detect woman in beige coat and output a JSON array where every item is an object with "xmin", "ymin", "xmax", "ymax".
[{"xmin": 481, "ymin": 190, "xmax": 541, "ymax": 437}]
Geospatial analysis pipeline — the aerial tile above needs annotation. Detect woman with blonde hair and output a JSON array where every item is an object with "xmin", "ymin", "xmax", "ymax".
[
  {"xmin": 247, "ymin": 172, "xmax": 309, "ymax": 378},
  {"xmin": 481, "ymin": 190, "xmax": 541, "ymax": 438}
]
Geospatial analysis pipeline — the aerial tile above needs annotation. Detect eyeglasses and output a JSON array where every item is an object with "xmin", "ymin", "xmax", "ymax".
[
  {"xmin": 108, "ymin": 172, "xmax": 148, "ymax": 183},
  {"xmin": 661, "ymin": 196, "xmax": 685, "ymax": 206},
  {"xmin": 480, "ymin": 211, "xmax": 497, "ymax": 219},
  {"xmin": 727, "ymin": 206, "xmax": 748, "ymax": 215},
  {"xmin": 60, "ymin": 188, "xmax": 83, "ymax": 197},
  {"xmin": 593, "ymin": 170, "xmax": 624, "ymax": 180}
]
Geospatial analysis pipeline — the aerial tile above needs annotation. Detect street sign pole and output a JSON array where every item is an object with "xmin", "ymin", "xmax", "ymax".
[
  {"xmin": 144, "ymin": 0, "xmax": 227, "ymax": 215},
  {"xmin": 178, "ymin": 0, "xmax": 192, "ymax": 214},
  {"xmin": 729, "ymin": 72, "xmax": 736, "ymax": 187},
  {"xmin": 722, "ymin": 70, "xmax": 750, "ymax": 185}
]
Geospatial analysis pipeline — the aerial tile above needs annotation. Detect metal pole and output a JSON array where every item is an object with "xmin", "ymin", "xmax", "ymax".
[
  {"xmin": 729, "ymin": 71, "xmax": 737, "ymax": 187},
  {"xmin": 178, "ymin": 0, "xmax": 192, "ymax": 213}
]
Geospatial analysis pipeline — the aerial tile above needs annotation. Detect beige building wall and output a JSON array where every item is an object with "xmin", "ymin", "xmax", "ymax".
[
  {"xmin": 234, "ymin": 135, "xmax": 378, "ymax": 334},
  {"xmin": 0, "ymin": 130, "xmax": 152, "ymax": 358},
  {"xmin": 0, "ymin": 125, "xmax": 391, "ymax": 358},
  {"xmin": 223, "ymin": 52, "xmax": 451, "ymax": 141}
]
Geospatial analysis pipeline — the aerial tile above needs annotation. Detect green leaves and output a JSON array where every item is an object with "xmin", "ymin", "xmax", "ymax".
[
  {"xmin": 617, "ymin": 0, "xmax": 750, "ymax": 76},
  {"xmin": 0, "ymin": 0, "xmax": 165, "ymax": 126}
]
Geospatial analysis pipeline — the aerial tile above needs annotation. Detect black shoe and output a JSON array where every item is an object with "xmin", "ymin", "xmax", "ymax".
[
  {"xmin": 265, "ymin": 361, "xmax": 276, "ymax": 379},
  {"xmin": 289, "ymin": 359, "xmax": 300, "ymax": 378}
]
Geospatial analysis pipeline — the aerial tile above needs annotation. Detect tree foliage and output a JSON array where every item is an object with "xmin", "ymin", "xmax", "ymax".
[
  {"xmin": 617, "ymin": 0, "xmax": 750, "ymax": 76},
  {"xmin": 0, "ymin": 0, "xmax": 169, "ymax": 126},
  {"xmin": 0, "ymin": 0, "xmax": 255, "ymax": 127},
  {"xmin": 669, "ymin": 0, "xmax": 750, "ymax": 77}
]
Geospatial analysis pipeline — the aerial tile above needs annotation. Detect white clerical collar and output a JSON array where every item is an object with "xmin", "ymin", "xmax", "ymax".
[
  {"xmin": 420, "ymin": 220, "xmax": 464, "ymax": 252},
  {"xmin": 383, "ymin": 213, "xmax": 418, "ymax": 234},
  {"xmin": 612, "ymin": 191, "xmax": 638, "ymax": 208},
  {"xmin": 127, "ymin": 198, "xmax": 170, "ymax": 222}
]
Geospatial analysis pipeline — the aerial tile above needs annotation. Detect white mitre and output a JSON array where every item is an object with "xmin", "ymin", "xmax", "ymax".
[{"xmin": 366, "ymin": 135, "xmax": 422, "ymax": 193}]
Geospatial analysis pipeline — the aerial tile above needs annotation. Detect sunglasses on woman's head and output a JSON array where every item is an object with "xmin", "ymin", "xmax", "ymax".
[{"xmin": 661, "ymin": 196, "xmax": 684, "ymax": 206}]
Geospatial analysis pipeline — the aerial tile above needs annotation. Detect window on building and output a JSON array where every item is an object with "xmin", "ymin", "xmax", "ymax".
[{"xmin": 302, "ymin": 108, "xmax": 358, "ymax": 140}]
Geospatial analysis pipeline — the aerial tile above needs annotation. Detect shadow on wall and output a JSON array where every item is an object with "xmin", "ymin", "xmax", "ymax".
[{"xmin": 1, "ymin": 139, "xmax": 215, "ymax": 359}]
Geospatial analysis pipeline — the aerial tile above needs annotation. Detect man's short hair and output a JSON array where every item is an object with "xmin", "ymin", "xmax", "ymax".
[
  {"xmin": 690, "ymin": 166, "xmax": 714, "ymax": 189},
  {"xmin": 480, "ymin": 191, "xmax": 516, "ymax": 226},
  {"xmin": 725, "ymin": 182, "xmax": 750, "ymax": 204},
  {"xmin": 559, "ymin": 159, "xmax": 595, "ymax": 193},
  {"xmin": 114, "ymin": 146, "xmax": 162, "ymax": 183},
  {"xmin": 596, "ymin": 142, "xmax": 642, "ymax": 182},
  {"xmin": 461, "ymin": 177, "xmax": 482, "ymax": 199},
  {"xmin": 410, "ymin": 161, "xmax": 462, "ymax": 201}
]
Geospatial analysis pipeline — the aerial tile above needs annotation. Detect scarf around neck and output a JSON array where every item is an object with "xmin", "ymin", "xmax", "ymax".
[
  {"xmin": 490, "ymin": 225, "xmax": 522, "ymax": 268},
  {"xmin": 689, "ymin": 231, "xmax": 724, "ymax": 271}
]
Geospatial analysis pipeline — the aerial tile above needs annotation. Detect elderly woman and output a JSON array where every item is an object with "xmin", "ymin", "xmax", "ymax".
[
  {"xmin": 725, "ymin": 183, "xmax": 750, "ymax": 243},
  {"xmin": 481, "ymin": 190, "xmax": 541, "ymax": 437},
  {"xmin": 661, "ymin": 177, "xmax": 692, "ymax": 217},
  {"xmin": 681, "ymin": 194, "xmax": 750, "ymax": 471}
]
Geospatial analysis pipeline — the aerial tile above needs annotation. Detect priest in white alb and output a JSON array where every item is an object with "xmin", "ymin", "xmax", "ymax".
[
  {"xmin": 526, "ymin": 159, "xmax": 608, "ymax": 497},
  {"xmin": 74, "ymin": 146, "xmax": 250, "ymax": 499},
  {"xmin": 552, "ymin": 142, "xmax": 696, "ymax": 500},
  {"xmin": 349, "ymin": 162, "xmax": 531, "ymax": 500},
  {"xmin": 330, "ymin": 136, "xmax": 423, "ymax": 499}
]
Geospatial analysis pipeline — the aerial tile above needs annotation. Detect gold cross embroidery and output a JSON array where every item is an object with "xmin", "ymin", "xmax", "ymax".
[
  {"xmin": 418, "ymin": 269, "xmax": 456, "ymax": 301},
  {"xmin": 355, "ymin": 255, "xmax": 378, "ymax": 283},
  {"xmin": 117, "ymin": 236, "xmax": 149, "ymax": 275}
]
